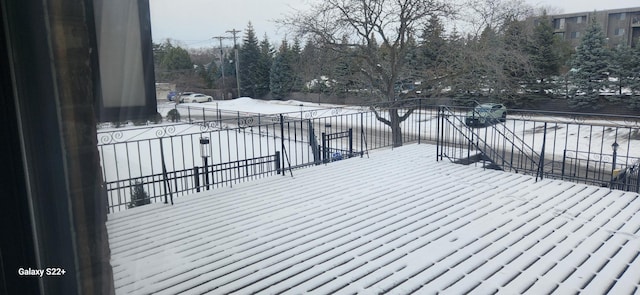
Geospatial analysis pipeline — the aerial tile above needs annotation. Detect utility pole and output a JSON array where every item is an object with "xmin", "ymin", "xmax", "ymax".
[
  {"xmin": 212, "ymin": 36, "xmax": 230, "ymax": 99},
  {"xmin": 226, "ymin": 29, "xmax": 241, "ymax": 97}
]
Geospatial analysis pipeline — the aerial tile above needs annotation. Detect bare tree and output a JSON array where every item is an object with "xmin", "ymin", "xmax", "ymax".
[{"xmin": 283, "ymin": 0, "xmax": 453, "ymax": 147}]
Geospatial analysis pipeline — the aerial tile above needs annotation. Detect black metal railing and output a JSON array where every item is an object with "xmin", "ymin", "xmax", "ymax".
[
  {"xmin": 98, "ymin": 106, "xmax": 441, "ymax": 212},
  {"xmin": 99, "ymin": 99, "xmax": 640, "ymax": 213},
  {"xmin": 437, "ymin": 106, "xmax": 543, "ymax": 177},
  {"xmin": 322, "ymin": 128, "xmax": 357, "ymax": 163},
  {"xmin": 559, "ymin": 150, "xmax": 640, "ymax": 192},
  {"xmin": 436, "ymin": 105, "xmax": 640, "ymax": 193},
  {"xmin": 104, "ymin": 153, "xmax": 281, "ymax": 212},
  {"xmin": 611, "ymin": 161, "xmax": 640, "ymax": 193}
]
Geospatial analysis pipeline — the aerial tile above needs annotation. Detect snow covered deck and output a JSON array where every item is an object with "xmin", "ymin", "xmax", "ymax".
[{"xmin": 107, "ymin": 144, "xmax": 640, "ymax": 294}]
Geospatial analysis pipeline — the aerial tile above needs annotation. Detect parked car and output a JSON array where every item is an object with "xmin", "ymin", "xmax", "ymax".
[
  {"xmin": 166, "ymin": 91, "xmax": 177, "ymax": 101},
  {"xmin": 177, "ymin": 92, "xmax": 194, "ymax": 102},
  {"xmin": 465, "ymin": 103, "xmax": 507, "ymax": 126},
  {"xmin": 179, "ymin": 93, "xmax": 213, "ymax": 103}
]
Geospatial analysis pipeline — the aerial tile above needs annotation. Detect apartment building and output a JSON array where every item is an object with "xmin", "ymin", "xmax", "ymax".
[{"xmin": 543, "ymin": 7, "xmax": 640, "ymax": 47}]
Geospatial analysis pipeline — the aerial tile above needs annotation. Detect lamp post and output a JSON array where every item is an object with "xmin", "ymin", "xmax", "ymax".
[
  {"xmin": 299, "ymin": 104, "xmax": 304, "ymax": 119},
  {"xmin": 200, "ymin": 137, "xmax": 210, "ymax": 190}
]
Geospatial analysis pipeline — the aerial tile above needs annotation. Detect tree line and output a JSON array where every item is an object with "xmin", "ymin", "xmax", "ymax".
[{"xmin": 154, "ymin": 0, "xmax": 640, "ymax": 147}]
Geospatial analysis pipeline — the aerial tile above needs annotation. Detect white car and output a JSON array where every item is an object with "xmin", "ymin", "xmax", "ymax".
[{"xmin": 180, "ymin": 93, "xmax": 213, "ymax": 103}]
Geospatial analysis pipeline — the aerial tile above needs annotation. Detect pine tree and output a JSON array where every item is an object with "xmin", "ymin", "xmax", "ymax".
[
  {"xmin": 630, "ymin": 42, "xmax": 640, "ymax": 108},
  {"xmin": 256, "ymin": 34, "xmax": 274, "ymax": 97},
  {"xmin": 529, "ymin": 13, "xmax": 560, "ymax": 90},
  {"xmin": 239, "ymin": 23, "xmax": 262, "ymax": 98},
  {"xmin": 290, "ymin": 38, "xmax": 303, "ymax": 91},
  {"xmin": 500, "ymin": 18, "xmax": 533, "ymax": 103},
  {"xmin": 609, "ymin": 42, "xmax": 637, "ymax": 97},
  {"xmin": 569, "ymin": 18, "xmax": 609, "ymax": 109},
  {"xmin": 420, "ymin": 17, "xmax": 446, "ymax": 71},
  {"xmin": 161, "ymin": 45, "xmax": 193, "ymax": 71},
  {"xmin": 270, "ymin": 40, "xmax": 295, "ymax": 99}
]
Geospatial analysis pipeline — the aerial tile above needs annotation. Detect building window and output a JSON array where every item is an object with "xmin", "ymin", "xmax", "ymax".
[
  {"xmin": 577, "ymin": 16, "xmax": 583, "ymax": 24},
  {"xmin": 570, "ymin": 31, "xmax": 581, "ymax": 39},
  {"xmin": 620, "ymin": 13, "xmax": 626, "ymax": 20},
  {"xmin": 615, "ymin": 28, "xmax": 626, "ymax": 36}
]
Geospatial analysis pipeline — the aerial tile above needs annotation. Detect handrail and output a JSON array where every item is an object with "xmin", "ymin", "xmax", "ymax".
[
  {"xmin": 461, "ymin": 102, "xmax": 544, "ymax": 168},
  {"xmin": 439, "ymin": 106, "xmax": 512, "ymax": 169},
  {"xmin": 439, "ymin": 105, "xmax": 543, "ymax": 178}
]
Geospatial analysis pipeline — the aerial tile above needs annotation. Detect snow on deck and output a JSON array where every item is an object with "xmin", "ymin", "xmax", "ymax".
[{"xmin": 107, "ymin": 144, "xmax": 640, "ymax": 294}]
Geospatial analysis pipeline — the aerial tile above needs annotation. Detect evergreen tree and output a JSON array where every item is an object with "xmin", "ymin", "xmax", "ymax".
[
  {"xmin": 446, "ymin": 29, "xmax": 482, "ymax": 98},
  {"xmin": 161, "ymin": 45, "xmax": 193, "ymax": 71},
  {"xmin": 411, "ymin": 17, "xmax": 448, "ymax": 96},
  {"xmin": 299, "ymin": 39, "xmax": 319, "ymax": 91},
  {"xmin": 290, "ymin": 38, "xmax": 304, "ymax": 91},
  {"xmin": 270, "ymin": 40, "xmax": 295, "ymax": 99},
  {"xmin": 256, "ymin": 34, "xmax": 274, "ymax": 97},
  {"xmin": 609, "ymin": 42, "xmax": 637, "ymax": 97},
  {"xmin": 239, "ymin": 23, "xmax": 263, "ymax": 98},
  {"xmin": 500, "ymin": 18, "xmax": 533, "ymax": 102},
  {"xmin": 420, "ymin": 17, "xmax": 446, "ymax": 71},
  {"xmin": 630, "ymin": 42, "xmax": 640, "ymax": 108},
  {"xmin": 529, "ymin": 13, "xmax": 560, "ymax": 90},
  {"xmin": 569, "ymin": 18, "xmax": 609, "ymax": 109},
  {"xmin": 153, "ymin": 40, "xmax": 194, "ymax": 83}
]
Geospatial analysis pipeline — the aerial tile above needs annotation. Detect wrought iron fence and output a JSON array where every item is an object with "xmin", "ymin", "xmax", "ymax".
[
  {"xmin": 104, "ymin": 153, "xmax": 281, "ymax": 212},
  {"xmin": 99, "ymin": 99, "xmax": 640, "ymax": 213},
  {"xmin": 98, "ymin": 105, "xmax": 441, "ymax": 212},
  {"xmin": 436, "ymin": 105, "xmax": 640, "ymax": 193}
]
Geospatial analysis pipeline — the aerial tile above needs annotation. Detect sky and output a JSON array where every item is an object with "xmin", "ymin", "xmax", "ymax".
[{"xmin": 149, "ymin": 0, "xmax": 638, "ymax": 48}]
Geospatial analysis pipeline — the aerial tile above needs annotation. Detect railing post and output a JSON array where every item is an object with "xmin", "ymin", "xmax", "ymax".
[
  {"xmin": 436, "ymin": 106, "xmax": 440, "ymax": 161},
  {"xmin": 348, "ymin": 128, "xmax": 353, "ymax": 158},
  {"xmin": 159, "ymin": 139, "xmax": 173, "ymax": 205},
  {"xmin": 280, "ymin": 114, "xmax": 285, "ymax": 176},
  {"xmin": 360, "ymin": 113, "xmax": 364, "ymax": 157},
  {"xmin": 202, "ymin": 107, "xmax": 206, "ymax": 123},
  {"xmin": 537, "ymin": 122, "xmax": 547, "ymax": 181},
  {"xmin": 204, "ymin": 157, "xmax": 210, "ymax": 190},
  {"xmin": 188, "ymin": 106, "xmax": 192, "ymax": 123},
  {"xmin": 418, "ymin": 99, "xmax": 422, "ymax": 144},
  {"xmin": 322, "ymin": 132, "xmax": 327, "ymax": 163},
  {"xmin": 194, "ymin": 166, "xmax": 200, "ymax": 192},
  {"xmin": 275, "ymin": 151, "xmax": 281, "ymax": 174},
  {"xmin": 561, "ymin": 149, "xmax": 567, "ymax": 180},
  {"xmin": 636, "ymin": 168, "xmax": 640, "ymax": 193}
]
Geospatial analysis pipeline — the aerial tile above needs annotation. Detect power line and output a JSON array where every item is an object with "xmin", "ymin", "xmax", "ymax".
[{"xmin": 212, "ymin": 36, "xmax": 231, "ymax": 99}]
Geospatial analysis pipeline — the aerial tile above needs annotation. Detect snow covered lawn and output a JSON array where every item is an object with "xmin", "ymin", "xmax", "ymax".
[{"xmin": 107, "ymin": 143, "xmax": 640, "ymax": 294}]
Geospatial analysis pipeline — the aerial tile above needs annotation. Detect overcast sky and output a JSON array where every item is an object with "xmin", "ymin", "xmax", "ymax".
[{"xmin": 149, "ymin": 0, "xmax": 637, "ymax": 48}]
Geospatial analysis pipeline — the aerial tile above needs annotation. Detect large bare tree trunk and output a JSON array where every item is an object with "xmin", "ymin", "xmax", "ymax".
[
  {"xmin": 372, "ymin": 107, "xmax": 414, "ymax": 148},
  {"xmin": 389, "ymin": 109, "xmax": 403, "ymax": 147}
]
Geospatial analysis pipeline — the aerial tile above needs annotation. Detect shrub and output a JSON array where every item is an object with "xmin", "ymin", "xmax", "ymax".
[
  {"xmin": 133, "ymin": 119, "xmax": 148, "ymax": 126},
  {"xmin": 112, "ymin": 121, "xmax": 127, "ymax": 128},
  {"xmin": 151, "ymin": 112, "xmax": 162, "ymax": 124},
  {"xmin": 167, "ymin": 109, "xmax": 181, "ymax": 122}
]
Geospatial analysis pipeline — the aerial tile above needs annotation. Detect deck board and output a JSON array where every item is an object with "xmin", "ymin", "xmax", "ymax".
[{"xmin": 107, "ymin": 144, "xmax": 640, "ymax": 294}]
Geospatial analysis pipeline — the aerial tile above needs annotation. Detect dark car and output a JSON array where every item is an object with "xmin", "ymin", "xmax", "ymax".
[{"xmin": 167, "ymin": 91, "xmax": 177, "ymax": 101}]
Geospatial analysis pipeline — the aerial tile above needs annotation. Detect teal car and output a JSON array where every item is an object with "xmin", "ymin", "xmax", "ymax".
[{"xmin": 465, "ymin": 103, "xmax": 507, "ymax": 126}]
